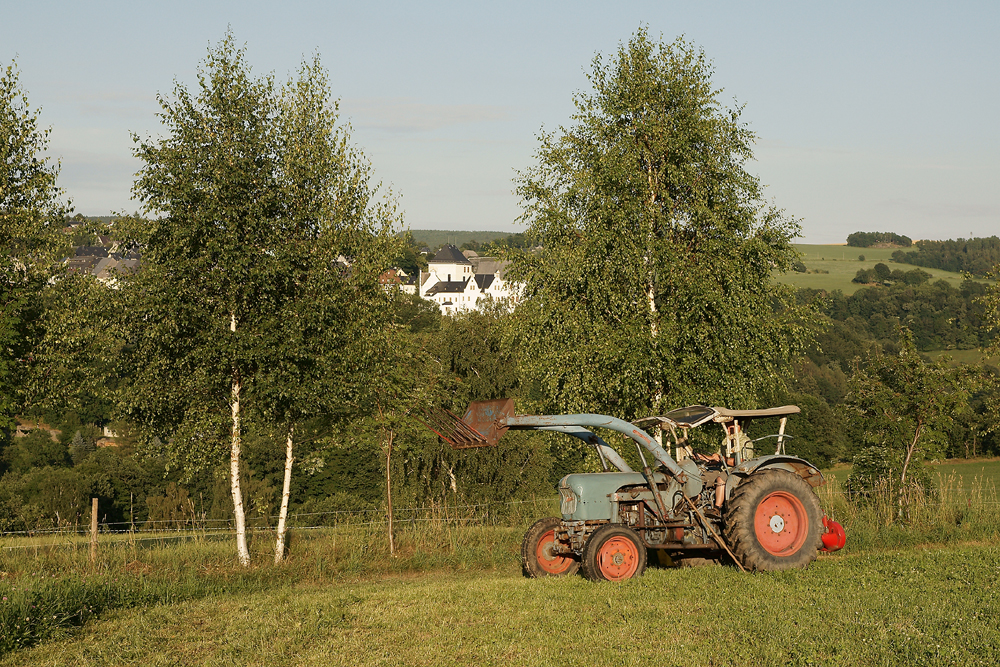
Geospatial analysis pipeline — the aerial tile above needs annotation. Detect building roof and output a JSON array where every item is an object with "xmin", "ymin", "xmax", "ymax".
[
  {"xmin": 425, "ymin": 279, "xmax": 469, "ymax": 296},
  {"xmin": 474, "ymin": 274, "xmax": 495, "ymax": 290},
  {"xmin": 469, "ymin": 257, "xmax": 508, "ymax": 276},
  {"xmin": 75, "ymin": 246, "xmax": 109, "ymax": 258},
  {"xmin": 429, "ymin": 244, "xmax": 471, "ymax": 265}
]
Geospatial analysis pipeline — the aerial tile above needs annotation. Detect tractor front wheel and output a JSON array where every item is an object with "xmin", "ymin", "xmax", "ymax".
[
  {"xmin": 724, "ymin": 469, "xmax": 823, "ymax": 571},
  {"xmin": 521, "ymin": 517, "xmax": 579, "ymax": 578},
  {"xmin": 581, "ymin": 524, "xmax": 647, "ymax": 582}
]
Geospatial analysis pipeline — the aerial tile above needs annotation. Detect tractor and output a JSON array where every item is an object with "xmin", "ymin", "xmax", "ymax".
[{"xmin": 421, "ymin": 399, "xmax": 845, "ymax": 582}]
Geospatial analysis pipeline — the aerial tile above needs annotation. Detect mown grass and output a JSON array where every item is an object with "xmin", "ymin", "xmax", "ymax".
[
  {"xmin": 4, "ymin": 543, "xmax": 1000, "ymax": 666},
  {"xmin": 773, "ymin": 243, "xmax": 983, "ymax": 295},
  {"xmin": 3, "ymin": 470, "xmax": 1000, "ymax": 665},
  {"xmin": 0, "ymin": 521, "xmax": 530, "ymax": 657}
]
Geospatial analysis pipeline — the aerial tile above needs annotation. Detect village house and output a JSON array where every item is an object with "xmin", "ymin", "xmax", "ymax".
[{"xmin": 417, "ymin": 244, "xmax": 515, "ymax": 315}]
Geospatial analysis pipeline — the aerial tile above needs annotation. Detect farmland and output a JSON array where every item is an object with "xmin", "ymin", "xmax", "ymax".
[
  {"xmin": 772, "ymin": 243, "xmax": 986, "ymax": 295},
  {"xmin": 3, "ymin": 459, "xmax": 1000, "ymax": 666},
  {"xmin": 6, "ymin": 544, "xmax": 1000, "ymax": 667}
]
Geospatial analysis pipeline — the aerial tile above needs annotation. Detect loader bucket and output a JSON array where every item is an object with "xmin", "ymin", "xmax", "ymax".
[{"xmin": 418, "ymin": 398, "xmax": 514, "ymax": 449}]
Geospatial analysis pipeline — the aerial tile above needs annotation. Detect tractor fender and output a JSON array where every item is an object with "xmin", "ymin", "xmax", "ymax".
[{"xmin": 724, "ymin": 455, "xmax": 825, "ymax": 501}]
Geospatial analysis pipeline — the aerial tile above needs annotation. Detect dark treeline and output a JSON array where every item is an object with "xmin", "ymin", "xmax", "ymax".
[
  {"xmin": 892, "ymin": 236, "xmax": 1000, "ymax": 278},
  {"xmin": 846, "ymin": 231, "xmax": 912, "ymax": 248}
]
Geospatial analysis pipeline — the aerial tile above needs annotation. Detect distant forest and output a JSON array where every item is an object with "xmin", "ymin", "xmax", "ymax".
[
  {"xmin": 846, "ymin": 231, "xmax": 912, "ymax": 248},
  {"xmin": 893, "ymin": 237, "xmax": 1000, "ymax": 278}
]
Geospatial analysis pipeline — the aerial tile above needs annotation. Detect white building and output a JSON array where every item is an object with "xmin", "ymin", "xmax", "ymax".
[{"xmin": 418, "ymin": 244, "xmax": 516, "ymax": 315}]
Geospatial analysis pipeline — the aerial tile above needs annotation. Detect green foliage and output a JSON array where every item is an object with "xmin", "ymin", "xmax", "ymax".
[
  {"xmin": 0, "ymin": 60, "xmax": 71, "ymax": 437},
  {"xmin": 812, "ymin": 278, "xmax": 990, "ymax": 352},
  {"xmin": 0, "ymin": 429, "xmax": 68, "ymax": 474},
  {"xmin": 23, "ymin": 273, "xmax": 120, "ymax": 426},
  {"xmin": 846, "ymin": 231, "xmax": 912, "ymax": 248},
  {"xmin": 509, "ymin": 29, "xmax": 813, "ymax": 417},
  {"xmin": 118, "ymin": 35, "xmax": 399, "ymax": 479},
  {"xmin": 893, "ymin": 236, "xmax": 1000, "ymax": 277},
  {"xmin": 843, "ymin": 328, "xmax": 975, "ymax": 499}
]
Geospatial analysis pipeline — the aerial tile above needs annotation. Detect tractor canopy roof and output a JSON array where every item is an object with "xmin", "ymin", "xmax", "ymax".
[{"xmin": 636, "ymin": 405, "xmax": 801, "ymax": 430}]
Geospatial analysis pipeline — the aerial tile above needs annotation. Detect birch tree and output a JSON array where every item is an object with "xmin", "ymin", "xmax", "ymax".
[
  {"xmin": 259, "ymin": 57, "xmax": 401, "ymax": 563},
  {"xmin": 508, "ymin": 29, "xmax": 812, "ymax": 419},
  {"xmin": 122, "ymin": 37, "xmax": 400, "ymax": 565},
  {"xmin": 122, "ymin": 34, "xmax": 289, "ymax": 565},
  {"xmin": 1, "ymin": 60, "xmax": 70, "ymax": 435}
]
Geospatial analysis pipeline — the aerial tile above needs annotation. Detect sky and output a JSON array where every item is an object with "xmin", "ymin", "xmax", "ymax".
[{"xmin": 2, "ymin": 1, "xmax": 997, "ymax": 243}]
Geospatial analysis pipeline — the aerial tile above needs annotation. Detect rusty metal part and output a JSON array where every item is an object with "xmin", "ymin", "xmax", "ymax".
[
  {"xmin": 642, "ymin": 465, "xmax": 670, "ymax": 521},
  {"xmin": 682, "ymin": 494, "xmax": 746, "ymax": 573},
  {"xmin": 417, "ymin": 398, "xmax": 514, "ymax": 448}
]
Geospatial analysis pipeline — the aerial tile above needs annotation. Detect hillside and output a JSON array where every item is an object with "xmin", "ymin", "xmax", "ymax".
[
  {"xmin": 774, "ymin": 243, "xmax": 985, "ymax": 295},
  {"xmin": 403, "ymin": 229, "xmax": 520, "ymax": 250}
]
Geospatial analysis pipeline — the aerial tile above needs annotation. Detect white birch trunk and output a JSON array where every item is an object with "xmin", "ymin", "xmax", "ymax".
[
  {"xmin": 385, "ymin": 429, "xmax": 395, "ymax": 556},
  {"xmin": 647, "ymin": 173, "xmax": 662, "ymax": 442},
  {"xmin": 230, "ymin": 312, "xmax": 250, "ymax": 566},
  {"xmin": 274, "ymin": 426, "xmax": 294, "ymax": 564}
]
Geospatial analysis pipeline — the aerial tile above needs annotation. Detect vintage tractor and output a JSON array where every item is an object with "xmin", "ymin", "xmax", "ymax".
[{"xmin": 421, "ymin": 399, "xmax": 846, "ymax": 581}]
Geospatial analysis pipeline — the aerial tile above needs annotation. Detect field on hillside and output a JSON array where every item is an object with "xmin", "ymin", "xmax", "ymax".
[
  {"xmin": 3, "ymin": 459, "xmax": 1000, "ymax": 665},
  {"xmin": 822, "ymin": 457, "xmax": 1000, "ymax": 490},
  {"xmin": 774, "ymin": 244, "xmax": 982, "ymax": 295},
  {"xmin": 404, "ymin": 229, "xmax": 517, "ymax": 250}
]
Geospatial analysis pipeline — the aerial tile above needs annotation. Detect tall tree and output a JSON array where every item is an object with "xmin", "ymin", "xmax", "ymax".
[
  {"xmin": 0, "ymin": 60, "xmax": 70, "ymax": 437},
  {"xmin": 257, "ymin": 57, "xmax": 401, "ymax": 562},
  {"xmin": 122, "ymin": 36, "xmax": 401, "ymax": 565},
  {"xmin": 843, "ymin": 327, "xmax": 973, "ymax": 498},
  {"xmin": 509, "ymin": 29, "xmax": 812, "ymax": 419},
  {"xmin": 120, "ymin": 35, "xmax": 285, "ymax": 565}
]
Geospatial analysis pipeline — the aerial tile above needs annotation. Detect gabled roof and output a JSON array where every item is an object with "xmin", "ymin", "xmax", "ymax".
[
  {"xmin": 75, "ymin": 246, "xmax": 109, "ymax": 258},
  {"xmin": 474, "ymin": 274, "xmax": 495, "ymax": 290},
  {"xmin": 470, "ymin": 257, "xmax": 508, "ymax": 277},
  {"xmin": 429, "ymin": 244, "xmax": 471, "ymax": 265},
  {"xmin": 425, "ymin": 279, "xmax": 469, "ymax": 296}
]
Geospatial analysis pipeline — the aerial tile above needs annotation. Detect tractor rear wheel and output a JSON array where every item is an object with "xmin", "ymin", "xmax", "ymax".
[
  {"xmin": 581, "ymin": 524, "xmax": 647, "ymax": 582},
  {"xmin": 724, "ymin": 469, "xmax": 823, "ymax": 571},
  {"xmin": 521, "ymin": 517, "xmax": 579, "ymax": 578}
]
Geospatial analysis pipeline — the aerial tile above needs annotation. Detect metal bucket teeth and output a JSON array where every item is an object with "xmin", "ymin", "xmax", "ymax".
[{"xmin": 417, "ymin": 398, "xmax": 514, "ymax": 448}]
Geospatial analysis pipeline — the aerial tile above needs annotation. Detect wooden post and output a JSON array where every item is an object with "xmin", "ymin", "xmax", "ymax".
[{"xmin": 90, "ymin": 497, "xmax": 98, "ymax": 564}]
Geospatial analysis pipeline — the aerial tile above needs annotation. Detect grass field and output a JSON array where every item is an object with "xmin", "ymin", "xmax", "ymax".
[
  {"xmin": 774, "ymin": 243, "xmax": 985, "ymax": 295},
  {"xmin": 822, "ymin": 457, "xmax": 1000, "ymax": 490},
  {"xmin": 5, "ymin": 542, "xmax": 1000, "ymax": 667},
  {"xmin": 4, "ymin": 461, "xmax": 1000, "ymax": 665}
]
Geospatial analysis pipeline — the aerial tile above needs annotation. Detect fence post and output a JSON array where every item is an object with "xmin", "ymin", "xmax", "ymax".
[{"xmin": 90, "ymin": 497, "xmax": 98, "ymax": 564}]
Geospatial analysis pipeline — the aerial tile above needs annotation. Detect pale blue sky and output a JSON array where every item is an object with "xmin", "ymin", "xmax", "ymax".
[{"xmin": 2, "ymin": 0, "xmax": 997, "ymax": 242}]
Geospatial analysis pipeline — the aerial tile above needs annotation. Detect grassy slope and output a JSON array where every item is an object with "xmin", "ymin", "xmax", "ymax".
[
  {"xmin": 774, "ymin": 243, "xmax": 983, "ymax": 295},
  {"xmin": 4, "ymin": 459, "xmax": 1000, "ymax": 665},
  {"xmin": 403, "ymin": 229, "xmax": 516, "ymax": 250},
  {"xmin": 5, "ymin": 543, "xmax": 1000, "ymax": 666}
]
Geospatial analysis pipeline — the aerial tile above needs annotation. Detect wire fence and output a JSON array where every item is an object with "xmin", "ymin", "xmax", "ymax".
[{"xmin": 0, "ymin": 497, "xmax": 560, "ymax": 549}]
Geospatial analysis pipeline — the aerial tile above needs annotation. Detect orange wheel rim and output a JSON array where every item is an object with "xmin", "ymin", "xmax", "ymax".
[
  {"xmin": 536, "ymin": 529, "xmax": 574, "ymax": 574},
  {"xmin": 754, "ymin": 491, "xmax": 808, "ymax": 556},
  {"xmin": 597, "ymin": 536, "xmax": 639, "ymax": 581}
]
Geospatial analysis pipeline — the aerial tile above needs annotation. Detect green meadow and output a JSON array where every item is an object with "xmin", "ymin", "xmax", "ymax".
[
  {"xmin": 774, "ymin": 244, "xmax": 979, "ymax": 295},
  {"xmin": 3, "ymin": 459, "xmax": 1000, "ymax": 666}
]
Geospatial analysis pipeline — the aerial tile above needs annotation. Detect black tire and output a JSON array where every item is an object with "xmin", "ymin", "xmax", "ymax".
[
  {"xmin": 581, "ymin": 524, "xmax": 647, "ymax": 582},
  {"xmin": 521, "ymin": 517, "xmax": 579, "ymax": 578},
  {"xmin": 723, "ymin": 469, "xmax": 824, "ymax": 572}
]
